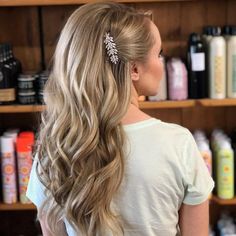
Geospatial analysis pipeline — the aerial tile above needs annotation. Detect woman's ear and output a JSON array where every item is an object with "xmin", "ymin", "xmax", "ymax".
[{"xmin": 130, "ymin": 62, "xmax": 140, "ymax": 81}]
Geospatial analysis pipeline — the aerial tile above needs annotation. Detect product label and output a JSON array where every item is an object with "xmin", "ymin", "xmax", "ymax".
[
  {"xmin": 1, "ymin": 152, "xmax": 17, "ymax": 204},
  {"xmin": 191, "ymin": 53, "xmax": 205, "ymax": 71},
  {"xmin": 0, "ymin": 88, "xmax": 15, "ymax": 102},
  {"xmin": 17, "ymin": 151, "xmax": 33, "ymax": 203},
  {"xmin": 217, "ymin": 150, "xmax": 234, "ymax": 199},
  {"xmin": 214, "ymin": 56, "xmax": 224, "ymax": 94},
  {"xmin": 233, "ymin": 55, "xmax": 236, "ymax": 93}
]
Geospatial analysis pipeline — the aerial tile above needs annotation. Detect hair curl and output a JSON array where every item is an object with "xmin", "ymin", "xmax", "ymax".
[{"xmin": 36, "ymin": 2, "xmax": 154, "ymax": 235}]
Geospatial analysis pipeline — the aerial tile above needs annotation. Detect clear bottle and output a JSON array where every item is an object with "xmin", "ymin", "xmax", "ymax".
[
  {"xmin": 209, "ymin": 27, "xmax": 226, "ymax": 99},
  {"xmin": 227, "ymin": 26, "xmax": 236, "ymax": 98}
]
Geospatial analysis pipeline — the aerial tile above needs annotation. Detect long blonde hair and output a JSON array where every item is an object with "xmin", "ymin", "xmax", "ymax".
[{"xmin": 36, "ymin": 2, "xmax": 154, "ymax": 235}]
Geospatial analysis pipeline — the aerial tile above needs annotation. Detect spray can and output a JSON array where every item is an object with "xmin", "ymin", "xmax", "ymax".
[
  {"xmin": 217, "ymin": 141, "xmax": 234, "ymax": 199},
  {"xmin": 16, "ymin": 135, "xmax": 33, "ymax": 203},
  {"xmin": 0, "ymin": 136, "xmax": 17, "ymax": 203}
]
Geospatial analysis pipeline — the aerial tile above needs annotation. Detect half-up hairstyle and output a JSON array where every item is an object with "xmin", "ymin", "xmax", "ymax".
[{"xmin": 36, "ymin": 2, "xmax": 155, "ymax": 235}]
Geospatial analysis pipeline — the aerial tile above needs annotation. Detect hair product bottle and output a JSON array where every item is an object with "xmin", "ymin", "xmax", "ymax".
[
  {"xmin": 0, "ymin": 136, "xmax": 17, "ymax": 204},
  {"xmin": 202, "ymin": 26, "xmax": 213, "ymax": 98},
  {"xmin": 216, "ymin": 140, "xmax": 234, "ymax": 199},
  {"xmin": 148, "ymin": 57, "xmax": 167, "ymax": 101},
  {"xmin": 227, "ymin": 26, "xmax": 236, "ymax": 98},
  {"xmin": 187, "ymin": 33, "xmax": 207, "ymax": 98},
  {"xmin": 16, "ymin": 136, "xmax": 33, "ymax": 204},
  {"xmin": 167, "ymin": 58, "xmax": 188, "ymax": 100},
  {"xmin": 209, "ymin": 27, "xmax": 226, "ymax": 99}
]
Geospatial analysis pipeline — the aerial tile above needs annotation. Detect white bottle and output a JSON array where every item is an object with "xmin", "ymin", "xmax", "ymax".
[
  {"xmin": 227, "ymin": 26, "xmax": 236, "ymax": 98},
  {"xmin": 148, "ymin": 57, "xmax": 167, "ymax": 101},
  {"xmin": 0, "ymin": 136, "xmax": 17, "ymax": 204},
  {"xmin": 197, "ymin": 140, "xmax": 212, "ymax": 176},
  {"xmin": 209, "ymin": 27, "xmax": 226, "ymax": 99}
]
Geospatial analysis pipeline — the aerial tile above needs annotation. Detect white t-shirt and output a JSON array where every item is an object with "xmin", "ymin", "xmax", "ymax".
[{"xmin": 26, "ymin": 118, "xmax": 214, "ymax": 236}]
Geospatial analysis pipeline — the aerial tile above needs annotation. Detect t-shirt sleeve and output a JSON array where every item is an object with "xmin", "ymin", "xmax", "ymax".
[
  {"xmin": 26, "ymin": 154, "xmax": 47, "ymax": 209},
  {"xmin": 182, "ymin": 131, "xmax": 215, "ymax": 205}
]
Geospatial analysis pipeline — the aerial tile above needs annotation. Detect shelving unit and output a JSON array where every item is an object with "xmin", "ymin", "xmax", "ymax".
[
  {"xmin": 198, "ymin": 98, "xmax": 236, "ymax": 107},
  {"xmin": 211, "ymin": 196, "xmax": 236, "ymax": 206},
  {"xmin": 0, "ymin": 105, "xmax": 45, "ymax": 113},
  {"xmin": 0, "ymin": 203, "xmax": 35, "ymax": 211},
  {"xmin": 0, "ymin": 0, "xmax": 194, "ymax": 7},
  {"xmin": 1, "ymin": 98, "xmax": 236, "ymax": 113},
  {"xmin": 0, "ymin": 101, "xmax": 196, "ymax": 113},
  {"xmin": 1, "ymin": 195, "xmax": 236, "ymax": 211}
]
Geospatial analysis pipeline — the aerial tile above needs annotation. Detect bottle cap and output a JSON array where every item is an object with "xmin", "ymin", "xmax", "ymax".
[
  {"xmin": 3, "ymin": 132, "xmax": 18, "ymax": 144},
  {"xmin": 203, "ymin": 26, "xmax": 213, "ymax": 36},
  {"xmin": 231, "ymin": 26, "xmax": 236, "ymax": 35},
  {"xmin": 222, "ymin": 25, "xmax": 232, "ymax": 35},
  {"xmin": 19, "ymin": 132, "xmax": 35, "ymax": 146},
  {"xmin": 220, "ymin": 140, "xmax": 232, "ymax": 150},
  {"xmin": 189, "ymin": 33, "xmax": 201, "ymax": 43},
  {"xmin": 16, "ymin": 137, "xmax": 32, "ymax": 153},
  {"xmin": 212, "ymin": 27, "xmax": 222, "ymax": 36},
  {"xmin": 0, "ymin": 136, "xmax": 14, "ymax": 153},
  {"xmin": 197, "ymin": 140, "xmax": 210, "ymax": 151}
]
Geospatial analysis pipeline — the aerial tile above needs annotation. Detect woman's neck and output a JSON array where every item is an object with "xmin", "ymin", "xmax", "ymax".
[{"xmin": 121, "ymin": 86, "xmax": 151, "ymax": 125}]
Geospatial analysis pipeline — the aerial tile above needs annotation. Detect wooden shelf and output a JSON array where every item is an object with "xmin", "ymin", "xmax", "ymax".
[
  {"xmin": 0, "ymin": 203, "xmax": 36, "ymax": 211},
  {"xmin": 1, "ymin": 99, "xmax": 236, "ymax": 113},
  {"xmin": 0, "ymin": 0, "xmax": 194, "ymax": 7},
  {"xmin": 139, "ymin": 100, "xmax": 196, "ymax": 109},
  {"xmin": 198, "ymin": 98, "xmax": 236, "ymax": 107},
  {"xmin": 0, "ymin": 105, "xmax": 45, "ymax": 113},
  {"xmin": 211, "ymin": 195, "xmax": 236, "ymax": 205}
]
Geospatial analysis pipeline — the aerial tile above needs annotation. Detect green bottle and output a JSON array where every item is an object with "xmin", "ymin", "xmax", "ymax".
[{"xmin": 217, "ymin": 140, "xmax": 234, "ymax": 199}]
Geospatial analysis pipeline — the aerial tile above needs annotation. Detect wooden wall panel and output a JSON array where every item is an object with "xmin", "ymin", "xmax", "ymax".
[
  {"xmin": 205, "ymin": 0, "xmax": 227, "ymax": 27},
  {"xmin": 179, "ymin": 1, "xmax": 206, "ymax": 40},
  {"xmin": 141, "ymin": 108, "xmax": 182, "ymax": 125},
  {"xmin": 226, "ymin": 107, "xmax": 236, "ymax": 133},
  {"xmin": 41, "ymin": 5, "xmax": 78, "ymax": 67},
  {"xmin": 0, "ymin": 7, "xmax": 41, "ymax": 71},
  {"xmin": 136, "ymin": 2, "xmax": 181, "ymax": 58},
  {"xmin": 0, "ymin": 113, "xmax": 40, "ymax": 132},
  {"xmin": 226, "ymin": 0, "xmax": 236, "ymax": 25},
  {"xmin": 182, "ymin": 107, "xmax": 227, "ymax": 135}
]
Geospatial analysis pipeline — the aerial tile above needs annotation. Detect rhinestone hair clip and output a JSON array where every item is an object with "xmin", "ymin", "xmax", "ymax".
[{"xmin": 104, "ymin": 32, "xmax": 119, "ymax": 64}]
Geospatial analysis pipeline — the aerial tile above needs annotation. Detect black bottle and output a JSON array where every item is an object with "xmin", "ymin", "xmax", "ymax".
[
  {"xmin": 0, "ymin": 44, "xmax": 16, "ymax": 104},
  {"xmin": 187, "ymin": 33, "xmax": 207, "ymax": 98}
]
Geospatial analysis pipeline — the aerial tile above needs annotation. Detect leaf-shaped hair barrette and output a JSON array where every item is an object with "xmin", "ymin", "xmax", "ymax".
[{"xmin": 104, "ymin": 32, "xmax": 119, "ymax": 64}]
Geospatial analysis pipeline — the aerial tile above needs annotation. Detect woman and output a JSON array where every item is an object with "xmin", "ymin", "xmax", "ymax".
[{"xmin": 26, "ymin": 2, "xmax": 214, "ymax": 236}]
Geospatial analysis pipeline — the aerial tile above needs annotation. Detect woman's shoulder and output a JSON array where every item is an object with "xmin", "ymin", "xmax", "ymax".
[{"xmin": 124, "ymin": 117, "xmax": 191, "ymax": 138}]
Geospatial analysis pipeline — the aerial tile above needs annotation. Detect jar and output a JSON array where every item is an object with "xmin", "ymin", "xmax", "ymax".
[
  {"xmin": 18, "ymin": 90, "xmax": 36, "ymax": 104},
  {"xmin": 17, "ymin": 74, "xmax": 36, "ymax": 90}
]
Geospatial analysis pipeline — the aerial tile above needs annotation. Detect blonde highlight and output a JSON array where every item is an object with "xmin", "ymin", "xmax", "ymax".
[{"xmin": 35, "ymin": 2, "xmax": 154, "ymax": 235}]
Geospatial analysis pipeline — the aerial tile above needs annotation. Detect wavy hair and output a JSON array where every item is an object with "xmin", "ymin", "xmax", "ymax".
[{"xmin": 36, "ymin": 2, "xmax": 154, "ymax": 235}]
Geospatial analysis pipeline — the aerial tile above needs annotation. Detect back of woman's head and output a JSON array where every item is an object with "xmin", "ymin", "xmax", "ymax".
[{"xmin": 37, "ymin": 2, "xmax": 154, "ymax": 235}]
